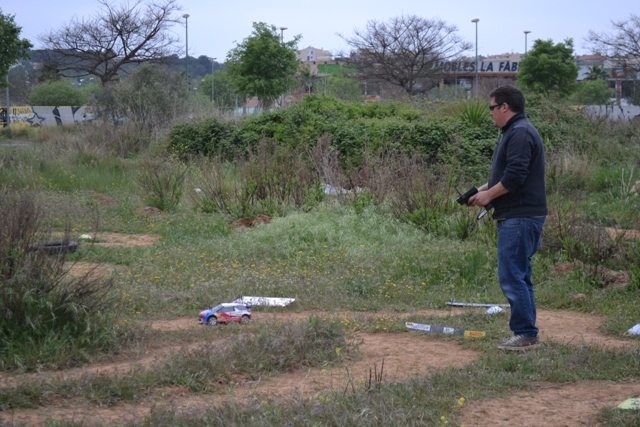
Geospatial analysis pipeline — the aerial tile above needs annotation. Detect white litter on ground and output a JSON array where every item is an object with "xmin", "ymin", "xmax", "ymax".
[
  {"xmin": 618, "ymin": 397, "xmax": 640, "ymax": 409},
  {"xmin": 323, "ymin": 183, "xmax": 349, "ymax": 195},
  {"xmin": 627, "ymin": 323, "xmax": 640, "ymax": 335},
  {"xmin": 486, "ymin": 306, "xmax": 505, "ymax": 314},
  {"xmin": 79, "ymin": 234, "xmax": 93, "ymax": 240},
  {"xmin": 234, "ymin": 296, "xmax": 295, "ymax": 307}
]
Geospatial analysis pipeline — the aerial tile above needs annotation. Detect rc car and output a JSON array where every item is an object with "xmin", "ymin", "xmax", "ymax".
[{"xmin": 198, "ymin": 303, "xmax": 252, "ymax": 326}]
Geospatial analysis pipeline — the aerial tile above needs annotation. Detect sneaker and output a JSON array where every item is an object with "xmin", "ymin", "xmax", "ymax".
[{"xmin": 497, "ymin": 335, "xmax": 540, "ymax": 351}]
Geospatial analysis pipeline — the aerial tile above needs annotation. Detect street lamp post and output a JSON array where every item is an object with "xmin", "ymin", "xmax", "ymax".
[
  {"xmin": 524, "ymin": 30, "xmax": 531, "ymax": 54},
  {"xmin": 210, "ymin": 57, "xmax": 217, "ymax": 104},
  {"xmin": 279, "ymin": 27, "xmax": 287, "ymax": 108},
  {"xmin": 471, "ymin": 19, "xmax": 479, "ymax": 98},
  {"xmin": 183, "ymin": 14, "xmax": 190, "ymax": 92}
]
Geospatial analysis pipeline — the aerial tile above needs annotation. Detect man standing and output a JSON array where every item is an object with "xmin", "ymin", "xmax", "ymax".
[{"xmin": 469, "ymin": 84, "xmax": 547, "ymax": 351}]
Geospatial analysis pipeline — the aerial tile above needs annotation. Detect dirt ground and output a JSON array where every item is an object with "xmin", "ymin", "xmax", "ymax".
[
  {"xmin": 85, "ymin": 232, "xmax": 161, "ymax": 248},
  {"xmin": 1, "ymin": 308, "xmax": 638, "ymax": 426},
  {"xmin": 2, "ymin": 233, "xmax": 639, "ymax": 426}
]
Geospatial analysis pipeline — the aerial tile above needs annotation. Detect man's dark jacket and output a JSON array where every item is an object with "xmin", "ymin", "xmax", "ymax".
[{"xmin": 488, "ymin": 112, "xmax": 548, "ymax": 219}]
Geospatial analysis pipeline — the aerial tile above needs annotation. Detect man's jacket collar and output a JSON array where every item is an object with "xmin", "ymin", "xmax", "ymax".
[{"xmin": 501, "ymin": 112, "xmax": 526, "ymax": 133}]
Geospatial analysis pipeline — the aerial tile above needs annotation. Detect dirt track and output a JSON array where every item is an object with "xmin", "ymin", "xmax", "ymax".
[{"xmin": 1, "ymin": 308, "xmax": 638, "ymax": 426}]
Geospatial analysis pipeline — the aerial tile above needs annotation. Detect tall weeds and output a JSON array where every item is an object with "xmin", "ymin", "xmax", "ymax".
[
  {"xmin": 187, "ymin": 139, "xmax": 319, "ymax": 218},
  {"xmin": 0, "ymin": 191, "xmax": 121, "ymax": 371},
  {"xmin": 137, "ymin": 158, "xmax": 189, "ymax": 212}
]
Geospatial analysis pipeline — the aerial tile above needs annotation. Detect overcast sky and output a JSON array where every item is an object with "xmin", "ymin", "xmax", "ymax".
[{"xmin": 3, "ymin": 0, "xmax": 635, "ymax": 63}]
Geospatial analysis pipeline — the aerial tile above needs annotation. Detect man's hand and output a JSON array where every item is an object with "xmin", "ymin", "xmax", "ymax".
[
  {"xmin": 469, "ymin": 182, "xmax": 508, "ymax": 207},
  {"xmin": 469, "ymin": 191, "xmax": 493, "ymax": 207}
]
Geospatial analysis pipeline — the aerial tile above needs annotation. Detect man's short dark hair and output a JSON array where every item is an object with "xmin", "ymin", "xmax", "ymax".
[{"xmin": 489, "ymin": 85, "xmax": 525, "ymax": 113}]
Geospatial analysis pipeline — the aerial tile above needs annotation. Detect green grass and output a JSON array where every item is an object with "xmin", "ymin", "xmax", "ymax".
[
  {"xmin": 2, "ymin": 99, "xmax": 640, "ymax": 426},
  {"xmin": 91, "ymin": 205, "xmax": 510, "ymax": 318}
]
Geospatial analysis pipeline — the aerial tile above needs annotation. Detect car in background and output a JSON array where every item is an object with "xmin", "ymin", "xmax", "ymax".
[{"xmin": 198, "ymin": 303, "xmax": 252, "ymax": 326}]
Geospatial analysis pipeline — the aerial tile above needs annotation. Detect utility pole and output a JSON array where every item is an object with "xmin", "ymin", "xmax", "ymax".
[
  {"xmin": 183, "ymin": 14, "xmax": 190, "ymax": 92},
  {"xmin": 471, "ymin": 19, "xmax": 479, "ymax": 98},
  {"xmin": 279, "ymin": 27, "xmax": 287, "ymax": 108},
  {"xmin": 210, "ymin": 57, "xmax": 217, "ymax": 104}
]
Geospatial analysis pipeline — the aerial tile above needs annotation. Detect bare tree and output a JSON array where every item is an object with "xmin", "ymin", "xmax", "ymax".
[
  {"xmin": 587, "ymin": 14, "xmax": 640, "ymax": 73},
  {"xmin": 38, "ymin": 0, "xmax": 182, "ymax": 85},
  {"xmin": 339, "ymin": 15, "xmax": 472, "ymax": 95}
]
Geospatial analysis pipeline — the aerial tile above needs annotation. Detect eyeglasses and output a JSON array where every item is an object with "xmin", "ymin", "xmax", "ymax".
[{"xmin": 489, "ymin": 103, "xmax": 504, "ymax": 111}]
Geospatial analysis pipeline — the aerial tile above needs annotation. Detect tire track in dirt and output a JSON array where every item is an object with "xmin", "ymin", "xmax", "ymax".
[
  {"xmin": 1, "ymin": 309, "xmax": 637, "ymax": 426},
  {"xmin": 0, "ymin": 331, "xmax": 480, "ymax": 426}
]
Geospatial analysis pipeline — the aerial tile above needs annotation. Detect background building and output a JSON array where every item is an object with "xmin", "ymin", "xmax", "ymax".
[{"xmin": 297, "ymin": 46, "xmax": 333, "ymax": 63}]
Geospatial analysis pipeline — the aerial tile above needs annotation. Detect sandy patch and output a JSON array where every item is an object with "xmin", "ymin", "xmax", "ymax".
[
  {"xmin": 458, "ymin": 381, "xmax": 640, "ymax": 427},
  {"xmin": 89, "ymin": 232, "xmax": 160, "ymax": 248},
  {"xmin": 64, "ymin": 261, "xmax": 121, "ymax": 279},
  {"xmin": 604, "ymin": 227, "xmax": 640, "ymax": 241},
  {"xmin": 88, "ymin": 191, "xmax": 120, "ymax": 207}
]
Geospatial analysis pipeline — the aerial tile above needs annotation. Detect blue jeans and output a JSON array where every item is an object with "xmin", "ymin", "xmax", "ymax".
[{"xmin": 497, "ymin": 217, "xmax": 545, "ymax": 337}]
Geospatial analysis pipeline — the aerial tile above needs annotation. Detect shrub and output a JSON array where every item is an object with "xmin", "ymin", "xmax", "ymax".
[
  {"xmin": 137, "ymin": 158, "xmax": 189, "ymax": 212},
  {"xmin": 166, "ymin": 95, "xmax": 497, "ymax": 169},
  {"xmin": 458, "ymin": 99, "xmax": 491, "ymax": 126},
  {"xmin": 29, "ymin": 81, "xmax": 87, "ymax": 106},
  {"xmin": 571, "ymin": 80, "xmax": 614, "ymax": 105},
  {"xmin": 186, "ymin": 140, "xmax": 317, "ymax": 218},
  {"xmin": 0, "ymin": 191, "xmax": 120, "ymax": 371},
  {"xmin": 81, "ymin": 120, "xmax": 154, "ymax": 158},
  {"xmin": 541, "ymin": 201, "xmax": 640, "ymax": 279},
  {"xmin": 168, "ymin": 116, "xmax": 236, "ymax": 159}
]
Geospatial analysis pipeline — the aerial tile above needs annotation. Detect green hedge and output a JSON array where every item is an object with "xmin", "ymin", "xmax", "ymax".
[{"xmin": 167, "ymin": 96, "xmax": 500, "ymax": 167}]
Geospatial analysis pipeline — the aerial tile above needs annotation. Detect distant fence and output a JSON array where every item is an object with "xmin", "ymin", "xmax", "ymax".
[
  {"xmin": 1, "ymin": 106, "xmax": 94, "ymax": 128},
  {"xmin": 583, "ymin": 105, "xmax": 640, "ymax": 121}
]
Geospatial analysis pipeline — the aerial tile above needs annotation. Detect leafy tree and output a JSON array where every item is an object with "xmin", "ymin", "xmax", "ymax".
[
  {"xmin": 7, "ymin": 61, "xmax": 35, "ymax": 104},
  {"xmin": 315, "ymin": 68, "xmax": 363, "ymax": 102},
  {"xmin": 587, "ymin": 14, "xmax": 640, "ymax": 75},
  {"xmin": 297, "ymin": 64, "xmax": 317, "ymax": 94},
  {"xmin": 339, "ymin": 15, "xmax": 471, "ymax": 95},
  {"xmin": 31, "ymin": 59, "xmax": 63, "ymax": 83},
  {"xmin": 627, "ymin": 88, "xmax": 640, "ymax": 106},
  {"xmin": 198, "ymin": 69, "xmax": 238, "ymax": 111},
  {"xmin": 584, "ymin": 65, "xmax": 609, "ymax": 80},
  {"xmin": 0, "ymin": 9, "xmax": 33, "ymax": 87},
  {"xmin": 226, "ymin": 22, "xmax": 301, "ymax": 109},
  {"xmin": 517, "ymin": 38, "xmax": 579, "ymax": 97},
  {"xmin": 94, "ymin": 63, "xmax": 187, "ymax": 132},
  {"xmin": 29, "ymin": 80, "xmax": 88, "ymax": 106},
  {"xmin": 38, "ymin": 0, "xmax": 182, "ymax": 85},
  {"xmin": 571, "ymin": 80, "xmax": 614, "ymax": 105}
]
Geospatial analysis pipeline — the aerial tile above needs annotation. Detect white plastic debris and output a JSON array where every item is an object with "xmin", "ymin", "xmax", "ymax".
[
  {"xmin": 234, "ymin": 296, "xmax": 295, "ymax": 307},
  {"xmin": 628, "ymin": 324, "xmax": 640, "ymax": 335},
  {"xmin": 79, "ymin": 234, "xmax": 93, "ymax": 240},
  {"xmin": 194, "ymin": 188, "xmax": 203, "ymax": 195},
  {"xmin": 323, "ymin": 183, "xmax": 349, "ymax": 196},
  {"xmin": 486, "ymin": 306, "xmax": 505, "ymax": 314},
  {"xmin": 618, "ymin": 397, "xmax": 640, "ymax": 409}
]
